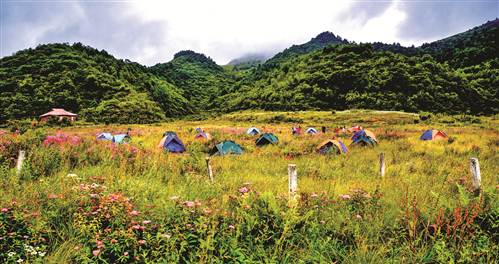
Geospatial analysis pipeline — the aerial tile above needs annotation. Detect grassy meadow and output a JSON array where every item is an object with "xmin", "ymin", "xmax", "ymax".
[{"xmin": 1, "ymin": 110, "xmax": 498, "ymax": 263}]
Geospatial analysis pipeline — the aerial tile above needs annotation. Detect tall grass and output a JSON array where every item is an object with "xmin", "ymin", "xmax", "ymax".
[{"xmin": 0, "ymin": 111, "xmax": 497, "ymax": 263}]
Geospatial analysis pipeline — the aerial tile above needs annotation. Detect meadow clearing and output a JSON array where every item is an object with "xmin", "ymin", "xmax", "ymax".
[{"xmin": 0, "ymin": 110, "xmax": 498, "ymax": 263}]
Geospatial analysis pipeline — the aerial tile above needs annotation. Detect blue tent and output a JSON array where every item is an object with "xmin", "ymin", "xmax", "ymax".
[
  {"xmin": 350, "ymin": 130, "xmax": 377, "ymax": 147},
  {"xmin": 210, "ymin": 141, "xmax": 243, "ymax": 156},
  {"xmin": 255, "ymin": 133, "xmax": 279, "ymax": 146},
  {"xmin": 306, "ymin": 127, "xmax": 318, "ymax": 134},
  {"xmin": 113, "ymin": 134, "xmax": 131, "ymax": 144},
  {"xmin": 161, "ymin": 134, "xmax": 186, "ymax": 153},
  {"xmin": 420, "ymin": 129, "xmax": 447, "ymax": 140},
  {"xmin": 246, "ymin": 127, "xmax": 260, "ymax": 135},
  {"xmin": 97, "ymin": 132, "xmax": 113, "ymax": 141}
]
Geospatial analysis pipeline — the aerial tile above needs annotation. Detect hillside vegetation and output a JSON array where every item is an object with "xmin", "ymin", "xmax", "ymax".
[{"xmin": 0, "ymin": 19, "xmax": 497, "ymax": 123}]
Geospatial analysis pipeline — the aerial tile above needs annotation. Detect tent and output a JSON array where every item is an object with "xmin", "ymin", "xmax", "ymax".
[
  {"xmin": 163, "ymin": 131, "xmax": 177, "ymax": 137},
  {"xmin": 159, "ymin": 134, "xmax": 186, "ymax": 153},
  {"xmin": 97, "ymin": 132, "xmax": 113, "ymax": 141},
  {"xmin": 317, "ymin": 139, "xmax": 348, "ymax": 154},
  {"xmin": 292, "ymin": 127, "xmax": 302, "ymax": 135},
  {"xmin": 210, "ymin": 141, "xmax": 243, "ymax": 156},
  {"xmin": 420, "ymin": 129, "xmax": 447, "ymax": 140},
  {"xmin": 306, "ymin": 127, "xmax": 318, "ymax": 134},
  {"xmin": 255, "ymin": 133, "xmax": 279, "ymax": 146},
  {"xmin": 351, "ymin": 129, "xmax": 377, "ymax": 147},
  {"xmin": 348, "ymin": 126, "xmax": 363, "ymax": 133},
  {"xmin": 246, "ymin": 127, "xmax": 260, "ymax": 136},
  {"xmin": 112, "ymin": 134, "xmax": 131, "ymax": 144},
  {"xmin": 195, "ymin": 132, "xmax": 212, "ymax": 140}
]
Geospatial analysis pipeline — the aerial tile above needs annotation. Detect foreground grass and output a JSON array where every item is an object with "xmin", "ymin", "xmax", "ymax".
[{"xmin": 1, "ymin": 110, "xmax": 498, "ymax": 263}]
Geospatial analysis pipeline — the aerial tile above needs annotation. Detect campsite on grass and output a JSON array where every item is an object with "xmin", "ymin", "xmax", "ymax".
[{"xmin": 1, "ymin": 110, "xmax": 497, "ymax": 262}]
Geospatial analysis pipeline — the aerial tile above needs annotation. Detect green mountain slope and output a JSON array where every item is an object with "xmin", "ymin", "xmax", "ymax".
[
  {"xmin": 420, "ymin": 19, "xmax": 499, "ymax": 67},
  {"xmin": 150, "ymin": 50, "xmax": 236, "ymax": 112},
  {"xmin": 220, "ymin": 44, "xmax": 497, "ymax": 114},
  {"xmin": 0, "ymin": 43, "xmax": 191, "ymax": 123}
]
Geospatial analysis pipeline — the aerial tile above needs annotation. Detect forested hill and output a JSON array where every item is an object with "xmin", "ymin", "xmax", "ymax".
[
  {"xmin": 150, "ymin": 50, "xmax": 236, "ymax": 111},
  {"xmin": 0, "ymin": 43, "xmax": 192, "ymax": 123},
  {"xmin": 0, "ymin": 19, "xmax": 497, "ymax": 123}
]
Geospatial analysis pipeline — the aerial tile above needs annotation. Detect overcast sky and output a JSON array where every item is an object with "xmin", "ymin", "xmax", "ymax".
[{"xmin": 1, "ymin": 0, "xmax": 497, "ymax": 65}]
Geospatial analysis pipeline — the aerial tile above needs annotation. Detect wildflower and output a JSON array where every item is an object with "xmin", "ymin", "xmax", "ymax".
[
  {"xmin": 339, "ymin": 194, "xmax": 351, "ymax": 200},
  {"xmin": 185, "ymin": 201, "xmax": 195, "ymax": 208},
  {"xmin": 38, "ymin": 252, "xmax": 46, "ymax": 257},
  {"xmin": 124, "ymin": 252, "xmax": 129, "ymax": 256},
  {"xmin": 355, "ymin": 214, "xmax": 362, "ymax": 220},
  {"xmin": 132, "ymin": 225, "xmax": 141, "ymax": 230},
  {"xmin": 129, "ymin": 210, "xmax": 140, "ymax": 216},
  {"xmin": 16, "ymin": 259, "xmax": 23, "ymax": 263},
  {"xmin": 161, "ymin": 234, "xmax": 171, "ymax": 239},
  {"xmin": 185, "ymin": 223, "xmax": 192, "ymax": 228},
  {"xmin": 228, "ymin": 225, "xmax": 235, "ymax": 230},
  {"xmin": 320, "ymin": 220, "xmax": 326, "ymax": 225},
  {"xmin": 96, "ymin": 240, "xmax": 104, "ymax": 248},
  {"xmin": 142, "ymin": 220, "xmax": 151, "ymax": 225},
  {"xmin": 92, "ymin": 249, "xmax": 100, "ymax": 256},
  {"xmin": 1, "ymin": 208, "xmax": 8, "ymax": 213},
  {"xmin": 8, "ymin": 252, "xmax": 16, "ymax": 257},
  {"xmin": 238, "ymin": 186, "xmax": 249, "ymax": 194},
  {"xmin": 310, "ymin": 192, "xmax": 318, "ymax": 198},
  {"xmin": 138, "ymin": 240, "xmax": 146, "ymax": 245},
  {"xmin": 111, "ymin": 239, "xmax": 118, "ymax": 244}
]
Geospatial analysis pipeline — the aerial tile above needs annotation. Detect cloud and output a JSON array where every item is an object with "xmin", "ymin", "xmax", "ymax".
[{"xmin": 1, "ymin": 0, "xmax": 496, "ymax": 65}]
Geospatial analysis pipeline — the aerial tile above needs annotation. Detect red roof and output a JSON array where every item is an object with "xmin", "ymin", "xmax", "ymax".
[{"xmin": 40, "ymin": 108, "xmax": 77, "ymax": 117}]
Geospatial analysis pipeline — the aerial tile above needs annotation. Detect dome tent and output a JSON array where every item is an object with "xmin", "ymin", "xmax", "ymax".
[
  {"xmin": 210, "ymin": 141, "xmax": 243, "ymax": 156},
  {"xmin": 420, "ymin": 129, "xmax": 447, "ymax": 140},
  {"xmin": 317, "ymin": 139, "xmax": 348, "ymax": 154},
  {"xmin": 97, "ymin": 132, "xmax": 113, "ymax": 141},
  {"xmin": 246, "ymin": 127, "xmax": 260, "ymax": 136},
  {"xmin": 351, "ymin": 129, "xmax": 377, "ymax": 147},
  {"xmin": 112, "ymin": 134, "xmax": 131, "ymax": 144},
  {"xmin": 158, "ymin": 133, "xmax": 186, "ymax": 153},
  {"xmin": 255, "ymin": 133, "xmax": 279, "ymax": 146},
  {"xmin": 306, "ymin": 127, "xmax": 318, "ymax": 134}
]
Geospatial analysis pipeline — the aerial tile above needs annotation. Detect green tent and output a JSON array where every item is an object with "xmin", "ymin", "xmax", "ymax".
[
  {"xmin": 210, "ymin": 141, "xmax": 243, "ymax": 156},
  {"xmin": 255, "ymin": 133, "xmax": 279, "ymax": 146}
]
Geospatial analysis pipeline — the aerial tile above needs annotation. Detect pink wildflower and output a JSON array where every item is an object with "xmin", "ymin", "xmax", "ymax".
[
  {"xmin": 132, "ymin": 225, "xmax": 141, "ymax": 230},
  {"xmin": 238, "ymin": 186, "xmax": 249, "ymax": 194},
  {"xmin": 138, "ymin": 240, "xmax": 146, "ymax": 245},
  {"xmin": 111, "ymin": 239, "xmax": 118, "ymax": 244},
  {"xmin": 129, "ymin": 210, "xmax": 140, "ymax": 216},
  {"xmin": 124, "ymin": 252, "xmax": 129, "ymax": 256},
  {"xmin": 142, "ymin": 220, "xmax": 151, "ymax": 225},
  {"xmin": 1, "ymin": 208, "xmax": 8, "ymax": 213},
  {"xmin": 92, "ymin": 249, "xmax": 100, "ymax": 256},
  {"xmin": 339, "ymin": 194, "xmax": 351, "ymax": 200},
  {"xmin": 228, "ymin": 225, "xmax": 235, "ymax": 230},
  {"xmin": 185, "ymin": 201, "xmax": 195, "ymax": 208}
]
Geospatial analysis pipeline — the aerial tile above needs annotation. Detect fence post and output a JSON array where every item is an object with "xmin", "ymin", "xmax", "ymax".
[
  {"xmin": 379, "ymin": 153, "xmax": 385, "ymax": 178},
  {"xmin": 470, "ymin": 158, "xmax": 481, "ymax": 194},
  {"xmin": 16, "ymin": 150, "xmax": 26, "ymax": 175},
  {"xmin": 206, "ymin": 157, "xmax": 214, "ymax": 183},
  {"xmin": 288, "ymin": 164, "xmax": 297, "ymax": 200}
]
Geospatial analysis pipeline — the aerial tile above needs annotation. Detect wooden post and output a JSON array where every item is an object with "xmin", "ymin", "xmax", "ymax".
[
  {"xmin": 288, "ymin": 164, "xmax": 297, "ymax": 199},
  {"xmin": 205, "ymin": 157, "xmax": 214, "ymax": 183},
  {"xmin": 379, "ymin": 153, "xmax": 385, "ymax": 178},
  {"xmin": 16, "ymin": 150, "xmax": 26, "ymax": 175},
  {"xmin": 470, "ymin": 158, "xmax": 481, "ymax": 193}
]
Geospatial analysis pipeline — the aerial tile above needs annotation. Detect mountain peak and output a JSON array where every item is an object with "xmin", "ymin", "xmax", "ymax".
[
  {"xmin": 173, "ymin": 50, "xmax": 218, "ymax": 65},
  {"xmin": 310, "ymin": 31, "xmax": 344, "ymax": 45}
]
